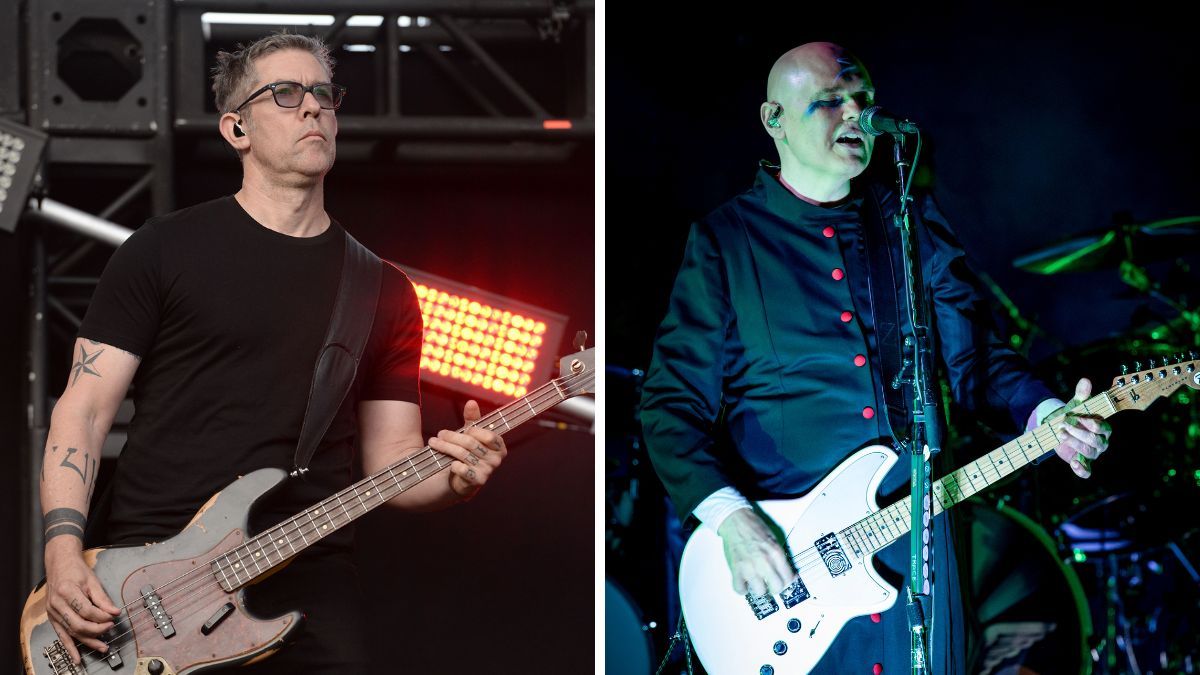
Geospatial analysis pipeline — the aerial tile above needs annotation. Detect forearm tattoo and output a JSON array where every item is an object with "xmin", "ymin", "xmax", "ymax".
[
  {"xmin": 57, "ymin": 445, "xmax": 95, "ymax": 486},
  {"xmin": 44, "ymin": 508, "xmax": 87, "ymax": 542}
]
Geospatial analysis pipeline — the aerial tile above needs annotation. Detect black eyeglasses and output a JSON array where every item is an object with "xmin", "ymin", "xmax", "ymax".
[{"xmin": 233, "ymin": 81, "xmax": 347, "ymax": 112}]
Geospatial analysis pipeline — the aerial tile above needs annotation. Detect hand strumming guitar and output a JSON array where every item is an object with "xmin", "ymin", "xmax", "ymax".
[{"xmin": 716, "ymin": 508, "xmax": 798, "ymax": 597}]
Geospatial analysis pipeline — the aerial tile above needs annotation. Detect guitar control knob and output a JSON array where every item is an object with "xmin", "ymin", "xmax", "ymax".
[
  {"xmin": 759, "ymin": 666, "xmax": 775, "ymax": 675},
  {"xmin": 148, "ymin": 659, "xmax": 165, "ymax": 675},
  {"xmin": 786, "ymin": 618, "xmax": 801, "ymax": 633},
  {"xmin": 773, "ymin": 640, "xmax": 788, "ymax": 655}
]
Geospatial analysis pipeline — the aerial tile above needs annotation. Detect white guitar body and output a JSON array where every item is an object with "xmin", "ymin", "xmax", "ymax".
[
  {"xmin": 677, "ymin": 356, "xmax": 1200, "ymax": 674},
  {"xmin": 678, "ymin": 445, "xmax": 901, "ymax": 675}
]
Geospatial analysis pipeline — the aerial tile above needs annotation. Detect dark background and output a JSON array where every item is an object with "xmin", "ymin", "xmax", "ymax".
[
  {"xmin": 606, "ymin": 6, "xmax": 1200, "ymax": 670},
  {"xmin": 609, "ymin": 9, "xmax": 1199, "ymax": 370}
]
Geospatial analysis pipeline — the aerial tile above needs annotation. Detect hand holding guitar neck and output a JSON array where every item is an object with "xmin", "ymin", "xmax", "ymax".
[
  {"xmin": 1046, "ymin": 378, "xmax": 1113, "ymax": 478},
  {"xmin": 430, "ymin": 399, "xmax": 509, "ymax": 501}
]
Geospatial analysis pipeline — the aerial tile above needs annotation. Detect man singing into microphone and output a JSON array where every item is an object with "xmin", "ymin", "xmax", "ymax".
[{"xmin": 640, "ymin": 42, "xmax": 1112, "ymax": 672}]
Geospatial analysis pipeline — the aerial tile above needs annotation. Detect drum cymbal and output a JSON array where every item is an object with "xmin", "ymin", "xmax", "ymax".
[{"xmin": 1013, "ymin": 216, "xmax": 1200, "ymax": 275}]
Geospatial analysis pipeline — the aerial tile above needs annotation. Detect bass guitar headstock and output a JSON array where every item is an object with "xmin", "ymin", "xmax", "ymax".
[{"xmin": 556, "ymin": 331, "xmax": 595, "ymax": 398}]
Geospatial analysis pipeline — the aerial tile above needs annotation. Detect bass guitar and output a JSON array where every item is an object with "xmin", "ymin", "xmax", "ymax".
[
  {"xmin": 21, "ymin": 349, "xmax": 595, "ymax": 675},
  {"xmin": 678, "ymin": 355, "xmax": 1199, "ymax": 674}
]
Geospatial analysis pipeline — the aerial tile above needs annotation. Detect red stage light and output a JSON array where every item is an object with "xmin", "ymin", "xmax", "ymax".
[{"xmin": 398, "ymin": 265, "xmax": 568, "ymax": 401}]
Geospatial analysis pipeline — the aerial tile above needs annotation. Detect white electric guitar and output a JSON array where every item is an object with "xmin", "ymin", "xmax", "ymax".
[{"xmin": 678, "ymin": 355, "xmax": 1199, "ymax": 675}]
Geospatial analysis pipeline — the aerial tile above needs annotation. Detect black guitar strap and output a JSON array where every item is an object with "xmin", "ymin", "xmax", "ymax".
[
  {"xmin": 861, "ymin": 185, "xmax": 913, "ymax": 446},
  {"xmin": 292, "ymin": 230, "xmax": 383, "ymax": 476}
]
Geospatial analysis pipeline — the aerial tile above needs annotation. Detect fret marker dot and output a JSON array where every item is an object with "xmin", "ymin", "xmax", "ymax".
[
  {"xmin": 234, "ymin": 563, "xmax": 241, "ymax": 569},
  {"xmin": 322, "ymin": 525, "xmax": 328, "ymax": 530},
  {"xmin": 255, "ymin": 552, "xmax": 261, "ymax": 558},
  {"xmin": 276, "ymin": 539, "xmax": 283, "ymax": 545},
  {"xmin": 365, "ymin": 491, "xmax": 371, "ymax": 497},
  {"xmin": 402, "ymin": 471, "xmax": 408, "ymax": 477}
]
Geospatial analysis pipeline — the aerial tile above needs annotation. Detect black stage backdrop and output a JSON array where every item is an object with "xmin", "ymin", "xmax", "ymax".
[
  {"xmin": 1, "ymin": 158, "xmax": 594, "ymax": 669},
  {"xmin": 607, "ymin": 6, "xmax": 1200, "ymax": 670}
]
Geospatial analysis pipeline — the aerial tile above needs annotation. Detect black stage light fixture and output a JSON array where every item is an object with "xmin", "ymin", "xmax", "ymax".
[{"xmin": 0, "ymin": 118, "xmax": 48, "ymax": 234}]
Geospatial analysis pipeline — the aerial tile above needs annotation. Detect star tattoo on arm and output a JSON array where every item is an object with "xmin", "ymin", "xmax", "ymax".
[{"xmin": 70, "ymin": 345, "xmax": 104, "ymax": 386}]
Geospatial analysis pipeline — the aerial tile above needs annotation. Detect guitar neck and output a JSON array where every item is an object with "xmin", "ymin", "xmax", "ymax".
[
  {"xmin": 839, "ymin": 390, "xmax": 1119, "ymax": 556},
  {"xmin": 213, "ymin": 375, "xmax": 581, "ymax": 591}
]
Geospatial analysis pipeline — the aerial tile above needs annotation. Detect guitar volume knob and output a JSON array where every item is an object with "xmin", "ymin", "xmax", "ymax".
[
  {"xmin": 772, "ymin": 640, "xmax": 788, "ymax": 655},
  {"xmin": 786, "ymin": 618, "xmax": 801, "ymax": 633}
]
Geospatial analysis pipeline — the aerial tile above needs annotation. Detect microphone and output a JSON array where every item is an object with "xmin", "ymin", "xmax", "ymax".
[{"xmin": 859, "ymin": 106, "xmax": 919, "ymax": 136}]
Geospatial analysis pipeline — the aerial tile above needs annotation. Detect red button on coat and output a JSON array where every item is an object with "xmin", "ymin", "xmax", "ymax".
[
  {"xmin": 873, "ymin": 664, "xmax": 883, "ymax": 675},
  {"xmin": 870, "ymin": 612, "xmax": 881, "ymax": 623},
  {"xmin": 831, "ymin": 268, "xmax": 845, "ymax": 281},
  {"xmin": 822, "ymin": 226, "xmax": 835, "ymax": 238},
  {"xmin": 863, "ymin": 406, "xmax": 875, "ymax": 419},
  {"xmin": 840, "ymin": 311, "xmax": 853, "ymax": 323},
  {"xmin": 854, "ymin": 354, "xmax": 867, "ymax": 367}
]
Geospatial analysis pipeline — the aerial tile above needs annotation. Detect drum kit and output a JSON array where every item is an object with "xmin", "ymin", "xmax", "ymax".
[{"xmin": 606, "ymin": 214, "xmax": 1199, "ymax": 674}]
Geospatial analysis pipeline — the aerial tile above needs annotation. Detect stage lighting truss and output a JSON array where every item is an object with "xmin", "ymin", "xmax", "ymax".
[{"xmin": 396, "ymin": 264, "xmax": 567, "ymax": 402}]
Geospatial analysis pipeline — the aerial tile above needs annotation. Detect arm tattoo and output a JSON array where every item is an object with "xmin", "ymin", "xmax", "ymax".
[
  {"xmin": 44, "ymin": 508, "xmax": 87, "ymax": 542},
  {"xmin": 58, "ymin": 446, "xmax": 94, "ymax": 485},
  {"xmin": 86, "ymin": 339, "xmax": 141, "ymax": 362},
  {"xmin": 70, "ymin": 344, "xmax": 104, "ymax": 385}
]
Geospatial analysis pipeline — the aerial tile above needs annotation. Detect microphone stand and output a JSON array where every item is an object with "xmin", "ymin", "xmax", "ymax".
[{"xmin": 889, "ymin": 131, "xmax": 936, "ymax": 674}]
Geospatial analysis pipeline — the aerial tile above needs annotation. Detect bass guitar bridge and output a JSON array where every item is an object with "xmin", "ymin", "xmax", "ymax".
[{"xmin": 43, "ymin": 641, "xmax": 79, "ymax": 675}]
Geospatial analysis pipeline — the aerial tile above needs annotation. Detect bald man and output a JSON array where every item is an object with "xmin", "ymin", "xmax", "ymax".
[{"xmin": 640, "ymin": 42, "xmax": 1111, "ymax": 673}]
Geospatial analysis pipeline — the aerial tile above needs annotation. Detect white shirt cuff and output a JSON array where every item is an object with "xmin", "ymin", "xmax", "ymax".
[
  {"xmin": 693, "ymin": 486, "xmax": 754, "ymax": 533},
  {"xmin": 1028, "ymin": 397, "xmax": 1067, "ymax": 430}
]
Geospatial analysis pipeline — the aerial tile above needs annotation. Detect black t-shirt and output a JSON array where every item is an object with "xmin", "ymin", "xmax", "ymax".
[{"xmin": 79, "ymin": 196, "xmax": 423, "ymax": 551}]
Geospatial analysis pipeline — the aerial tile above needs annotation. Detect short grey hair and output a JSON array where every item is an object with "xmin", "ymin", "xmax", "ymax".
[{"xmin": 211, "ymin": 32, "xmax": 336, "ymax": 115}]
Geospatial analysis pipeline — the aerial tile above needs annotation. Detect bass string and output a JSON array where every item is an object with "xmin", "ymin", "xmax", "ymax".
[
  {"xmin": 71, "ymin": 367, "xmax": 595, "ymax": 662},
  {"xmin": 75, "ymin": 576, "xmax": 227, "ymax": 673},
  {"xmin": 217, "ymin": 371, "xmax": 594, "ymax": 578},
  {"xmin": 74, "ymin": 442, "xmax": 461, "ymax": 665},
  {"xmin": 75, "ymin": 370, "xmax": 595, "ymax": 666},
  {"xmin": 70, "ymin": 445, "xmax": 464, "ymax": 665}
]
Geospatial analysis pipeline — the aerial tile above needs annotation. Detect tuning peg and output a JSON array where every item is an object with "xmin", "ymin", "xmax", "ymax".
[
  {"xmin": 1134, "ymin": 361, "xmax": 1143, "ymax": 371},
  {"xmin": 1149, "ymin": 357, "xmax": 1157, "ymax": 368},
  {"xmin": 1121, "ymin": 363, "xmax": 1129, "ymax": 375},
  {"xmin": 1190, "ymin": 350, "xmax": 1198, "ymax": 360}
]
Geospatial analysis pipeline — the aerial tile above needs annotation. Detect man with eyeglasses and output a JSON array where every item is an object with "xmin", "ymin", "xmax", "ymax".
[
  {"xmin": 38, "ymin": 33, "xmax": 505, "ymax": 674},
  {"xmin": 640, "ymin": 42, "xmax": 1113, "ymax": 673}
]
